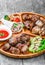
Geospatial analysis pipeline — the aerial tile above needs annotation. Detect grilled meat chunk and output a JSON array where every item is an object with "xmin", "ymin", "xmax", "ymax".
[
  {"xmin": 24, "ymin": 21, "xmax": 34, "ymax": 30},
  {"xmin": 2, "ymin": 43, "xmax": 11, "ymax": 51},
  {"xmin": 22, "ymin": 14, "xmax": 30, "ymax": 20},
  {"xmin": 9, "ymin": 37, "xmax": 17, "ymax": 46},
  {"xmin": 16, "ymin": 43, "xmax": 24, "ymax": 49},
  {"xmin": 31, "ymin": 15, "xmax": 39, "ymax": 22},
  {"xmin": 9, "ymin": 47, "xmax": 20, "ymax": 54},
  {"xmin": 20, "ymin": 33, "xmax": 30, "ymax": 43},
  {"xmin": 35, "ymin": 20, "xmax": 43, "ymax": 27},
  {"xmin": 32, "ymin": 26, "xmax": 40, "ymax": 34},
  {"xmin": 39, "ymin": 25, "xmax": 45, "ymax": 35},
  {"xmin": 21, "ymin": 45, "xmax": 28, "ymax": 53},
  {"xmin": 24, "ymin": 21, "xmax": 30, "ymax": 29}
]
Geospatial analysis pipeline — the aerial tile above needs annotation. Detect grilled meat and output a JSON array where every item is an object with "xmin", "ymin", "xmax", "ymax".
[
  {"xmin": 9, "ymin": 47, "xmax": 20, "ymax": 54},
  {"xmin": 32, "ymin": 26, "xmax": 40, "ymax": 34},
  {"xmin": 2, "ymin": 43, "xmax": 11, "ymax": 51}
]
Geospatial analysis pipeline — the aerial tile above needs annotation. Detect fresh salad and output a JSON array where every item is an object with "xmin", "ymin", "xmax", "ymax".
[{"xmin": 29, "ymin": 36, "xmax": 45, "ymax": 53}]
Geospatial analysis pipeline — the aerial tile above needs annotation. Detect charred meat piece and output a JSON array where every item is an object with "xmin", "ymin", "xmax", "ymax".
[
  {"xmin": 22, "ymin": 14, "xmax": 30, "ymax": 21},
  {"xmin": 24, "ymin": 21, "xmax": 30, "ymax": 29},
  {"xmin": 31, "ymin": 15, "xmax": 39, "ymax": 22},
  {"xmin": 9, "ymin": 37, "xmax": 17, "ymax": 46},
  {"xmin": 21, "ymin": 45, "xmax": 28, "ymax": 53},
  {"xmin": 9, "ymin": 36, "xmax": 21, "ymax": 46},
  {"xmin": 9, "ymin": 33, "xmax": 30, "ymax": 46},
  {"xmin": 29, "ymin": 21, "xmax": 35, "ymax": 30},
  {"xmin": 35, "ymin": 20, "xmax": 43, "ymax": 27},
  {"xmin": 24, "ymin": 21, "xmax": 34, "ymax": 30},
  {"xmin": 32, "ymin": 26, "xmax": 40, "ymax": 34},
  {"xmin": 2, "ymin": 43, "xmax": 11, "ymax": 51},
  {"xmin": 16, "ymin": 43, "xmax": 24, "ymax": 49},
  {"xmin": 16, "ymin": 36, "xmax": 21, "ymax": 43},
  {"xmin": 20, "ymin": 33, "xmax": 30, "ymax": 43},
  {"xmin": 39, "ymin": 25, "xmax": 45, "ymax": 35},
  {"xmin": 9, "ymin": 47, "xmax": 20, "ymax": 54}
]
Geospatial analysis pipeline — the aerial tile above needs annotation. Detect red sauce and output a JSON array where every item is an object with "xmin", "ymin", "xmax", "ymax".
[{"xmin": 0, "ymin": 30, "xmax": 9, "ymax": 39}]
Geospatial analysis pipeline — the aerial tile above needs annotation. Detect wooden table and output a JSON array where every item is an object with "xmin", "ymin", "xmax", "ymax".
[{"xmin": 0, "ymin": 0, "xmax": 45, "ymax": 65}]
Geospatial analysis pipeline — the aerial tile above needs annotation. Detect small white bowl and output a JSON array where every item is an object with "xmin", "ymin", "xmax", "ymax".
[{"xmin": 0, "ymin": 25, "xmax": 12, "ymax": 41}]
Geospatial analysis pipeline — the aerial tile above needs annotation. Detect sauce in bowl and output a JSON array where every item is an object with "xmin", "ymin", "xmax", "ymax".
[
  {"xmin": 0, "ymin": 30, "xmax": 9, "ymax": 39},
  {"xmin": 0, "ymin": 25, "xmax": 12, "ymax": 41}
]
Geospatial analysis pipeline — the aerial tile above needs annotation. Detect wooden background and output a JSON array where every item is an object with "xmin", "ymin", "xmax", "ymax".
[{"xmin": 0, "ymin": 0, "xmax": 45, "ymax": 65}]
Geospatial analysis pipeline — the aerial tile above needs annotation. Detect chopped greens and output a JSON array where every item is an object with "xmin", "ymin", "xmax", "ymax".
[
  {"xmin": 37, "ymin": 39, "xmax": 45, "ymax": 51},
  {"xmin": 29, "ymin": 36, "xmax": 45, "ymax": 53}
]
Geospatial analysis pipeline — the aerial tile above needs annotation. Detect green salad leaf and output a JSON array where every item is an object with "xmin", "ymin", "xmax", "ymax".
[{"xmin": 37, "ymin": 39, "xmax": 45, "ymax": 51}]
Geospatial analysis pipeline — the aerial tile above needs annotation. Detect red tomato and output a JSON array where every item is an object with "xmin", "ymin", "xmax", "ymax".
[
  {"xmin": 11, "ymin": 17, "xmax": 20, "ymax": 22},
  {"xmin": 13, "ymin": 17, "xmax": 20, "ymax": 22}
]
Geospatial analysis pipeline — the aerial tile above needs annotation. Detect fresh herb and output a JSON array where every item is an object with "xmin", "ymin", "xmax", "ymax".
[
  {"xmin": 13, "ymin": 23, "xmax": 18, "ymax": 28},
  {"xmin": 0, "ymin": 33, "xmax": 4, "ymax": 36},
  {"xmin": 37, "ymin": 39, "xmax": 45, "ymax": 51},
  {"xmin": 41, "ymin": 39, "xmax": 45, "ymax": 45},
  {"xmin": 4, "ymin": 15, "xmax": 10, "ymax": 20}
]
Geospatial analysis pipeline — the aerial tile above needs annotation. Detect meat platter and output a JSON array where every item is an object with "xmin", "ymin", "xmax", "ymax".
[{"xmin": 0, "ymin": 12, "xmax": 45, "ymax": 58}]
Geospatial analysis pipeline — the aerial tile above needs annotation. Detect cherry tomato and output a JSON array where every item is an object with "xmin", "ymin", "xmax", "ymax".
[
  {"xmin": 11, "ymin": 17, "xmax": 20, "ymax": 22},
  {"xmin": 13, "ymin": 17, "xmax": 20, "ymax": 22}
]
